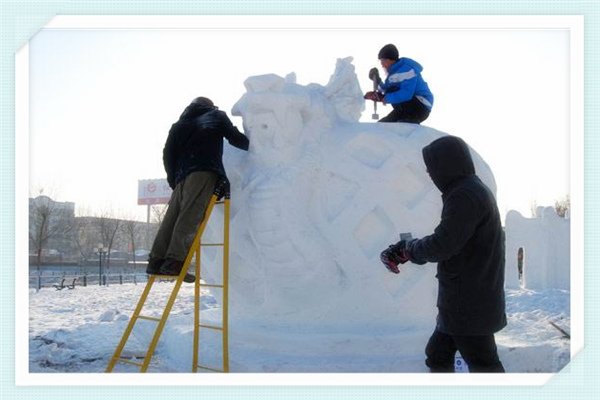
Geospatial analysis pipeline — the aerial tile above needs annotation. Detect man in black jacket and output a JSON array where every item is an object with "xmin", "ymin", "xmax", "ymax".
[
  {"xmin": 381, "ymin": 135, "xmax": 506, "ymax": 372},
  {"xmin": 147, "ymin": 97, "xmax": 249, "ymax": 283}
]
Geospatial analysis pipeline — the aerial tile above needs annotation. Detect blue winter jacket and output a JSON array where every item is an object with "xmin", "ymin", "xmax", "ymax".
[{"xmin": 379, "ymin": 57, "xmax": 434, "ymax": 110}]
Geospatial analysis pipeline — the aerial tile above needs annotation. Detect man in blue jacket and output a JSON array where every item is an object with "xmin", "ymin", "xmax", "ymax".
[
  {"xmin": 364, "ymin": 44, "xmax": 434, "ymax": 124},
  {"xmin": 380, "ymin": 135, "xmax": 506, "ymax": 373},
  {"xmin": 147, "ymin": 97, "xmax": 249, "ymax": 283}
]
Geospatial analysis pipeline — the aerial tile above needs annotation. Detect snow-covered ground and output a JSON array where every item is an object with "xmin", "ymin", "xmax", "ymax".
[{"xmin": 28, "ymin": 281, "xmax": 570, "ymax": 374}]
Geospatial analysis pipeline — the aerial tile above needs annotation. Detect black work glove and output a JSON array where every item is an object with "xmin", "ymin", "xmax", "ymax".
[
  {"xmin": 380, "ymin": 240, "xmax": 410, "ymax": 274},
  {"xmin": 214, "ymin": 179, "xmax": 230, "ymax": 201}
]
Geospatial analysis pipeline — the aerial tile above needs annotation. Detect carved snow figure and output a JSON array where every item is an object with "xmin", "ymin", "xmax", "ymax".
[{"xmin": 201, "ymin": 57, "xmax": 496, "ymax": 328}]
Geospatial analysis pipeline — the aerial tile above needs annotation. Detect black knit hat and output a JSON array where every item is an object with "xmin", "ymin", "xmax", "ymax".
[{"xmin": 378, "ymin": 44, "xmax": 399, "ymax": 60}]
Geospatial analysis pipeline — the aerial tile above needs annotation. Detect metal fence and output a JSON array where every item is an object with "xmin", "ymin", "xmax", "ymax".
[{"xmin": 29, "ymin": 272, "xmax": 151, "ymax": 290}]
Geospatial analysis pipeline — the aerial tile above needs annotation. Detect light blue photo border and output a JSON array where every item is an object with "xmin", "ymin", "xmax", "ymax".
[{"xmin": 1, "ymin": 1, "xmax": 598, "ymax": 399}]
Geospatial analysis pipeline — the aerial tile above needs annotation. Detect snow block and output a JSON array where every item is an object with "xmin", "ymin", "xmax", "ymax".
[
  {"xmin": 505, "ymin": 208, "xmax": 570, "ymax": 290},
  {"xmin": 202, "ymin": 57, "xmax": 497, "ymax": 326}
]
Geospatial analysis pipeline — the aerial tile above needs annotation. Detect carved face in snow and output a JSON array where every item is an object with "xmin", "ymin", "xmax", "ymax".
[{"xmin": 233, "ymin": 91, "xmax": 309, "ymax": 166}]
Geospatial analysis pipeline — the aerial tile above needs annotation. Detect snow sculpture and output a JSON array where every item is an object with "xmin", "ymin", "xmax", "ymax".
[
  {"xmin": 202, "ymin": 57, "xmax": 497, "ymax": 327},
  {"xmin": 505, "ymin": 207, "xmax": 570, "ymax": 290}
]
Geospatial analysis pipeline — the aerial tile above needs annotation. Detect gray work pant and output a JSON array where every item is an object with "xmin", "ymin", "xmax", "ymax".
[{"xmin": 150, "ymin": 171, "xmax": 218, "ymax": 262}]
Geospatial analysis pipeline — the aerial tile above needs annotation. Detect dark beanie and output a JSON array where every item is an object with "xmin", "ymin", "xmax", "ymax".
[{"xmin": 378, "ymin": 44, "xmax": 399, "ymax": 60}]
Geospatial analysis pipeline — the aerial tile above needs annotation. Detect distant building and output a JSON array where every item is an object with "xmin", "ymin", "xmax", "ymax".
[
  {"xmin": 29, "ymin": 195, "xmax": 76, "ymax": 264},
  {"xmin": 29, "ymin": 195, "xmax": 158, "ymax": 266}
]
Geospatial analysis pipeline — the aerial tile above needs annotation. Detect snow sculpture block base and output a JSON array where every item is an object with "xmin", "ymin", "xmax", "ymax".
[{"xmin": 505, "ymin": 207, "xmax": 570, "ymax": 290}]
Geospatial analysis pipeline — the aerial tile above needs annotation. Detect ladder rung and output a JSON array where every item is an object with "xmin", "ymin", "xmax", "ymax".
[
  {"xmin": 197, "ymin": 364, "xmax": 225, "ymax": 373},
  {"xmin": 137, "ymin": 315, "xmax": 161, "ymax": 322},
  {"xmin": 215, "ymin": 200, "xmax": 225, "ymax": 204},
  {"xmin": 116, "ymin": 358, "xmax": 144, "ymax": 367},
  {"xmin": 200, "ymin": 283, "xmax": 223, "ymax": 288},
  {"xmin": 198, "ymin": 323, "xmax": 223, "ymax": 331},
  {"xmin": 200, "ymin": 243, "xmax": 224, "ymax": 247}
]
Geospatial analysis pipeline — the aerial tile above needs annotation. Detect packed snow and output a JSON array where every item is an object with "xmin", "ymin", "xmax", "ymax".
[
  {"xmin": 28, "ymin": 57, "xmax": 571, "ymax": 375},
  {"xmin": 28, "ymin": 283, "xmax": 570, "ymax": 373}
]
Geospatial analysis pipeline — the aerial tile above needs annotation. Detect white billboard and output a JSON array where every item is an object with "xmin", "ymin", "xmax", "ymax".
[{"xmin": 138, "ymin": 179, "xmax": 172, "ymax": 205}]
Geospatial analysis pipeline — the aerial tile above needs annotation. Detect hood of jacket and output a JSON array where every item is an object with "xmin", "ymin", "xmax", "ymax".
[
  {"xmin": 179, "ymin": 102, "xmax": 215, "ymax": 121},
  {"xmin": 389, "ymin": 57, "xmax": 424, "ymax": 74},
  {"xmin": 422, "ymin": 136, "xmax": 475, "ymax": 193}
]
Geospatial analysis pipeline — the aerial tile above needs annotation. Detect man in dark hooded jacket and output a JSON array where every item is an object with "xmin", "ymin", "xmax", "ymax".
[
  {"xmin": 147, "ymin": 97, "xmax": 249, "ymax": 283},
  {"xmin": 380, "ymin": 135, "xmax": 506, "ymax": 373}
]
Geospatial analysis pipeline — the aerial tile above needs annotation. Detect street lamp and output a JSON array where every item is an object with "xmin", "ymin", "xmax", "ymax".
[{"xmin": 94, "ymin": 243, "xmax": 107, "ymax": 286}]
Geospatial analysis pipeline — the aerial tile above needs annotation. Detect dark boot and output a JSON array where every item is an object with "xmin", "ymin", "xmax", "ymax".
[
  {"xmin": 157, "ymin": 258, "xmax": 195, "ymax": 283},
  {"xmin": 146, "ymin": 257, "xmax": 165, "ymax": 275}
]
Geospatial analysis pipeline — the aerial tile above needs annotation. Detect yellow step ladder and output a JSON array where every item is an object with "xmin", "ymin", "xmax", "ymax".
[{"xmin": 105, "ymin": 191, "xmax": 231, "ymax": 373}]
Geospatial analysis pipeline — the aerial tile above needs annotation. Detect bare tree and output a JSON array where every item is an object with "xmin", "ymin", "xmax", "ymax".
[
  {"xmin": 554, "ymin": 195, "xmax": 570, "ymax": 218},
  {"xmin": 73, "ymin": 217, "xmax": 97, "ymax": 261},
  {"xmin": 95, "ymin": 209, "xmax": 121, "ymax": 269},
  {"xmin": 530, "ymin": 196, "xmax": 570, "ymax": 219},
  {"xmin": 121, "ymin": 217, "xmax": 143, "ymax": 267},
  {"xmin": 29, "ymin": 192, "xmax": 74, "ymax": 272},
  {"xmin": 530, "ymin": 199, "xmax": 539, "ymax": 218},
  {"xmin": 150, "ymin": 203, "xmax": 169, "ymax": 224}
]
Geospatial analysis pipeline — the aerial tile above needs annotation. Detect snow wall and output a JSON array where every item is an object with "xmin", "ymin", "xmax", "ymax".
[
  {"xmin": 505, "ymin": 207, "xmax": 570, "ymax": 290},
  {"xmin": 200, "ymin": 57, "xmax": 497, "ymax": 328}
]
